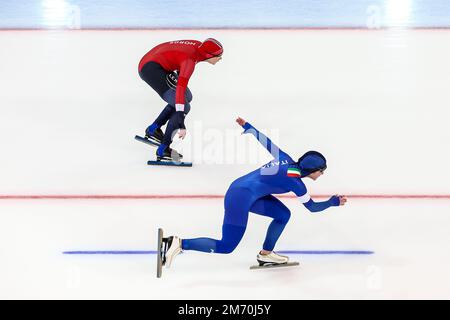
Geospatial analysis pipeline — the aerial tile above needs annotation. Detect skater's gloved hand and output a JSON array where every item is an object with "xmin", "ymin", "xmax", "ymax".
[
  {"xmin": 174, "ymin": 111, "xmax": 186, "ymax": 129},
  {"xmin": 329, "ymin": 195, "xmax": 347, "ymax": 206},
  {"xmin": 178, "ymin": 129, "xmax": 187, "ymax": 139}
]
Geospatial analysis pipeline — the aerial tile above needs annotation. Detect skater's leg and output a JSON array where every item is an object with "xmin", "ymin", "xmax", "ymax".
[
  {"xmin": 139, "ymin": 62, "xmax": 174, "ymax": 136},
  {"xmin": 250, "ymin": 195, "xmax": 291, "ymax": 251},
  {"xmin": 148, "ymin": 86, "xmax": 191, "ymax": 132},
  {"xmin": 181, "ymin": 188, "xmax": 255, "ymax": 254},
  {"xmin": 147, "ymin": 104, "xmax": 174, "ymax": 132},
  {"xmin": 161, "ymin": 86, "xmax": 193, "ymax": 106},
  {"xmin": 185, "ymin": 87, "xmax": 193, "ymax": 103},
  {"xmin": 145, "ymin": 104, "xmax": 174, "ymax": 139},
  {"xmin": 140, "ymin": 63, "xmax": 193, "ymax": 106},
  {"xmin": 181, "ymin": 224, "xmax": 245, "ymax": 254},
  {"xmin": 139, "ymin": 62, "xmax": 170, "ymax": 96}
]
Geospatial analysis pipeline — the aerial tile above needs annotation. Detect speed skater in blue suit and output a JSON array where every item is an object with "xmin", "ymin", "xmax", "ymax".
[{"xmin": 162, "ymin": 117, "xmax": 347, "ymax": 268}]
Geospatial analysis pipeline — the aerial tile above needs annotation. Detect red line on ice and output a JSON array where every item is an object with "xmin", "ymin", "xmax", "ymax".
[
  {"xmin": 0, "ymin": 194, "xmax": 449, "ymax": 200},
  {"xmin": 1, "ymin": 27, "xmax": 450, "ymax": 32}
]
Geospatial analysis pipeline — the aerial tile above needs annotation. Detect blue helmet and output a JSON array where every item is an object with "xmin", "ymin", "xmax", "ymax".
[{"xmin": 298, "ymin": 151, "xmax": 327, "ymax": 176}]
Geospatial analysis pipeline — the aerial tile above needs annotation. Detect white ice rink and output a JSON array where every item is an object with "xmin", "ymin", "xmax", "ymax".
[{"xmin": 1, "ymin": 30, "xmax": 450, "ymax": 299}]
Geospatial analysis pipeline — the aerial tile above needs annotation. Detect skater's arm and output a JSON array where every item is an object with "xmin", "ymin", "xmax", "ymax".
[
  {"xmin": 175, "ymin": 59, "xmax": 195, "ymax": 112},
  {"xmin": 303, "ymin": 195, "xmax": 346, "ymax": 213},
  {"xmin": 236, "ymin": 117, "xmax": 289, "ymax": 160},
  {"xmin": 171, "ymin": 59, "xmax": 195, "ymax": 134}
]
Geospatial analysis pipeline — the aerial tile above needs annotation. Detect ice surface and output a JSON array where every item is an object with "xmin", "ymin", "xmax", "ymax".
[
  {"xmin": 1, "ymin": 199, "xmax": 450, "ymax": 299},
  {"xmin": 1, "ymin": 30, "xmax": 450, "ymax": 299}
]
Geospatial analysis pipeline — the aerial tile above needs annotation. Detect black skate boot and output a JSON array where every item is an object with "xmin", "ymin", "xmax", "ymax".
[
  {"xmin": 145, "ymin": 127, "xmax": 164, "ymax": 145},
  {"xmin": 156, "ymin": 145, "xmax": 183, "ymax": 162}
]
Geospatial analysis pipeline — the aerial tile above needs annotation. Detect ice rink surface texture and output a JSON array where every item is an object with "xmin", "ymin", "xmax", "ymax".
[{"xmin": 1, "ymin": 29, "xmax": 450, "ymax": 299}]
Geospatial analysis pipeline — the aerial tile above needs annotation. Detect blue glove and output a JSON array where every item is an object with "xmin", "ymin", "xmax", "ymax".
[{"xmin": 329, "ymin": 195, "xmax": 341, "ymax": 206}]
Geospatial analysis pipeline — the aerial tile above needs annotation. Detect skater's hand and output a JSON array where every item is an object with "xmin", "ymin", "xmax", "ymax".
[
  {"xmin": 336, "ymin": 195, "xmax": 347, "ymax": 206},
  {"xmin": 178, "ymin": 129, "xmax": 187, "ymax": 139},
  {"xmin": 329, "ymin": 195, "xmax": 347, "ymax": 206},
  {"xmin": 236, "ymin": 117, "xmax": 246, "ymax": 126}
]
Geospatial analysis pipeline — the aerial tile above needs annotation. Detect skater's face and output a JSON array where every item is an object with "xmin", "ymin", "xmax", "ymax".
[
  {"xmin": 206, "ymin": 56, "xmax": 222, "ymax": 65},
  {"xmin": 307, "ymin": 170, "xmax": 324, "ymax": 181}
]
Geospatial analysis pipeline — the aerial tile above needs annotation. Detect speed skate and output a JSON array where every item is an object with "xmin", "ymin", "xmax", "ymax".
[
  {"xmin": 135, "ymin": 135, "xmax": 192, "ymax": 167},
  {"xmin": 250, "ymin": 250, "xmax": 299, "ymax": 270},
  {"xmin": 250, "ymin": 261, "xmax": 299, "ymax": 270},
  {"xmin": 147, "ymin": 160, "xmax": 192, "ymax": 167},
  {"xmin": 156, "ymin": 228, "xmax": 167, "ymax": 278},
  {"xmin": 135, "ymin": 134, "xmax": 160, "ymax": 147}
]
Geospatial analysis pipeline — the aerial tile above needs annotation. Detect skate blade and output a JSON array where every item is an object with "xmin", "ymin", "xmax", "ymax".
[
  {"xmin": 148, "ymin": 160, "xmax": 192, "ymax": 167},
  {"xmin": 157, "ymin": 153, "xmax": 183, "ymax": 160},
  {"xmin": 157, "ymin": 228, "xmax": 164, "ymax": 278},
  {"xmin": 135, "ymin": 135, "xmax": 160, "ymax": 147},
  {"xmin": 250, "ymin": 261, "xmax": 299, "ymax": 270}
]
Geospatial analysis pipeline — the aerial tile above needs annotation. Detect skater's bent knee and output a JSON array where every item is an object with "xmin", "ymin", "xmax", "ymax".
[
  {"xmin": 217, "ymin": 235, "xmax": 243, "ymax": 253},
  {"xmin": 185, "ymin": 89, "xmax": 193, "ymax": 103},
  {"xmin": 217, "ymin": 242, "xmax": 238, "ymax": 254},
  {"xmin": 278, "ymin": 210, "xmax": 291, "ymax": 224},
  {"xmin": 216, "ymin": 224, "xmax": 245, "ymax": 253},
  {"xmin": 184, "ymin": 103, "xmax": 191, "ymax": 114}
]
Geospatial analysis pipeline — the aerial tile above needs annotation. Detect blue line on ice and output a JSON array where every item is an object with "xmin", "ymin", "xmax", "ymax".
[{"xmin": 63, "ymin": 250, "xmax": 374, "ymax": 255}]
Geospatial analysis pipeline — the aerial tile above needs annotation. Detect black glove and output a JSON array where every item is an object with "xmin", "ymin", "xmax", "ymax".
[{"xmin": 174, "ymin": 111, "xmax": 186, "ymax": 129}]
